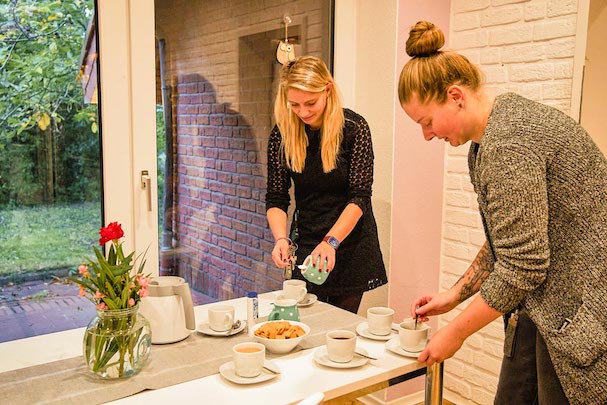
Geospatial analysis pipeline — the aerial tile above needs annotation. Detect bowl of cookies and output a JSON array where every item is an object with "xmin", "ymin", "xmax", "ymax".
[{"xmin": 251, "ymin": 320, "xmax": 310, "ymax": 354}]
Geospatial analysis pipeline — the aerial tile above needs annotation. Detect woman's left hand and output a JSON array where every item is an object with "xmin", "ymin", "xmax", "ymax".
[
  {"xmin": 310, "ymin": 242, "xmax": 336, "ymax": 272},
  {"xmin": 417, "ymin": 324, "xmax": 465, "ymax": 366}
]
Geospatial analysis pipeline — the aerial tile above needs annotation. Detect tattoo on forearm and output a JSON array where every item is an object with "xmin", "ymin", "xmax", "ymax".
[{"xmin": 456, "ymin": 243, "xmax": 493, "ymax": 303}]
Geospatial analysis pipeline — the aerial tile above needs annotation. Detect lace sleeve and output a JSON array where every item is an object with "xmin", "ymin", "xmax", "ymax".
[
  {"xmin": 265, "ymin": 125, "xmax": 291, "ymax": 213},
  {"xmin": 347, "ymin": 113, "xmax": 373, "ymax": 214}
]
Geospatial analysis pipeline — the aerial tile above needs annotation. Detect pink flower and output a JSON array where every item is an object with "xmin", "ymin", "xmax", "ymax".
[
  {"xmin": 137, "ymin": 275, "xmax": 150, "ymax": 288},
  {"xmin": 78, "ymin": 285, "xmax": 86, "ymax": 297},
  {"xmin": 96, "ymin": 302, "xmax": 108, "ymax": 310},
  {"xmin": 94, "ymin": 291, "xmax": 105, "ymax": 299},
  {"xmin": 128, "ymin": 298, "xmax": 135, "ymax": 307},
  {"xmin": 78, "ymin": 264, "xmax": 89, "ymax": 276},
  {"xmin": 138, "ymin": 288, "xmax": 149, "ymax": 298}
]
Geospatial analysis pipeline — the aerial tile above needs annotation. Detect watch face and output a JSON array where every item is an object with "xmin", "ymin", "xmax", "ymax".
[{"xmin": 326, "ymin": 236, "xmax": 339, "ymax": 249}]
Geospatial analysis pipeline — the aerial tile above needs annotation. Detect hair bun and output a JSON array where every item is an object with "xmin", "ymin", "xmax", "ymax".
[{"xmin": 405, "ymin": 21, "xmax": 445, "ymax": 57}]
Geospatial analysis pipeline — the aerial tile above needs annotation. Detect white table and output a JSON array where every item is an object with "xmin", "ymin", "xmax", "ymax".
[{"xmin": 0, "ymin": 292, "xmax": 441, "ymax": 404}]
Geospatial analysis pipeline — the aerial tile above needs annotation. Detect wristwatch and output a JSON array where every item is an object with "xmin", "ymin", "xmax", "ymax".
[{"xmin": 323, "ymin": 235, "xmax": 340, "ymax": 250}]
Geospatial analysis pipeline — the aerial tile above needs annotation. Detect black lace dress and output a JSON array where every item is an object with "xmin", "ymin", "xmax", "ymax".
[{"xmin": 266, "ymin": 108, "xmax": 387, "ymax": 296}]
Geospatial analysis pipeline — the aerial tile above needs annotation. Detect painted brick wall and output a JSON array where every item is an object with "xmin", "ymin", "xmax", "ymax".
[
  {"xmin": 443, "ymin": 1, "xmax": 579, "ymax": 403},
  {"xmin": 155, "ymin": 1, "xmax": 331, "ymax": 300}
]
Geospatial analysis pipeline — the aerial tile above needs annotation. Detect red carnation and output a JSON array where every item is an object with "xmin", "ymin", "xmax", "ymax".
[{"xmin": 99, "ymin": 222, "xmax": 124, "ymax": 245}]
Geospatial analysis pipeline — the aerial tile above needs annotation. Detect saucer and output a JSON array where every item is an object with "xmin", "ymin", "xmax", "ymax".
[
  {"xmin": 356, "ymin": 322, "xmax": 398, "ymax": 341},
  {"xmin": 385, "ymin": 337, "xmax": 423, "ymax": 358},
  {"xmin": 196, "ymin": 320, "xmax": 246, "ymax": 337},
  {"xmin": 312, "ymin": 346, "xmax": 369, "ymax": 369},
  {"xmin": 275, "ymin": 292, "xmax": 318, "ymax": 307},
  {"xmin": 298, "ymin": 293, "xmax": 318, "ymax": 307},
  {"xmin": 219, "ymin": 361, "xmax": 279, "ymax": 385}
]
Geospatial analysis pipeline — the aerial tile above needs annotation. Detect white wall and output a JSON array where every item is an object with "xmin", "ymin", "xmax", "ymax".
[
  {"xmin": 334, "ymin": 0, "xmax": 398, "ymax": 314},
  {"xmin": 337, "ymin": 1, "xmax": 449, "ymax": 402}
]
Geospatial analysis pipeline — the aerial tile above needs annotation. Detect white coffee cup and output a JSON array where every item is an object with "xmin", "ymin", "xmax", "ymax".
[
  {"xmin": 326, "ymin": 330, "xmax": 357, "ymax": 363},
  {"xmin": 398, "ymin": 319, "xmax": 430, "ymax": 352},
  {"xmin": 232, "ymin": 342, "xmax": 265, "ymax": 378},
  {"xmin": 282, "ymin": 279, "xmax": 307, "ymax": 302},
  {"xmin": 367, "ymin": 306, "xmax": 395, "ymax": 336},
  {"xmin": 208, "ymin": 304, "xmax": 235, "ymax": 332}
]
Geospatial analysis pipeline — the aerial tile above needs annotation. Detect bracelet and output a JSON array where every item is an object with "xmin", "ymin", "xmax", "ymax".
[{"xmin": 275, "ymin": 237, "xmax": 293, "ymax": 245}]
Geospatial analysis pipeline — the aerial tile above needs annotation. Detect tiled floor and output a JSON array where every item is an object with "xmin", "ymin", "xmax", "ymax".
[{"xmin": 0, "ymin": 279, "xmax": 217, "ymax": 343}]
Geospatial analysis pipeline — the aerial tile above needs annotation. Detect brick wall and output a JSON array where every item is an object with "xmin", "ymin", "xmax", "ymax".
[
  {"xmin": 154, "ymin": 1, "xmax": 331, "ymax": 300},
  {"xmin": 444, "ymin": 1, "xmax": 579, "ymax": 403}
]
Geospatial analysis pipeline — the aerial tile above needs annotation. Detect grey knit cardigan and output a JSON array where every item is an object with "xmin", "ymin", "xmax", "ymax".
[{"xmin": 469, "ymin": 93, "xmax": 607, "ymax": 404}]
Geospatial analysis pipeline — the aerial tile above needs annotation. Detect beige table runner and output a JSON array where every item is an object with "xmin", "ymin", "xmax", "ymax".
[{"xmin": 0, "ymin": 301, "xmax": 364, "ymax": 405}]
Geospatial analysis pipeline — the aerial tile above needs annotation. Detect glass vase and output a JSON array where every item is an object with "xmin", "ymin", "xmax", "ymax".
[{"xmin": 83, "ymin": 304, "xmax": 151, "ymax": 379}]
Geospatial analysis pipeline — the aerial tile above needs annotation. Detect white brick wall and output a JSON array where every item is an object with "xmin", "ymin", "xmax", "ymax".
[{"xmin": 443, "ymin": 1, "xmax": 579, "ymax": 403}]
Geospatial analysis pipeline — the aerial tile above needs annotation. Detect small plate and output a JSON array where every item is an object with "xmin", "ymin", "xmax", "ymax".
[
  {"xmin": 219, "ymin": 361, "xmax": 280, "ymax": 385},
  {"xmin": 197, "ymin": 321, "xmax": 246, "ymax": 337},
  {"xmin": 313, "ymin": 346, "xmax": 370, "ymax": 369},
  {"xmin": 356, "ymin": 322, "xmax": 398, "ymax": 341},
  {"xmin": 385, "ymin": 337, "xmax": 423, "ymax": 358},
  {"xmin": 297, "ymin": 293, "xmax": 318, "ymax": 307},
  {"xmin": 275, "ymin": 292, "xmax": 318, "ymax": 307}
]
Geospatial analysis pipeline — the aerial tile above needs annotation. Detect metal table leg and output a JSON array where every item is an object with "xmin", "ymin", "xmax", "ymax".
[{"xmin": 425, "ymin": 362, "xmax": 443, "ymax": 404}]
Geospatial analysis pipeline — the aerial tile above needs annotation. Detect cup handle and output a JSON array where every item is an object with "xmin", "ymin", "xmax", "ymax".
[
  {"xmin": 298, "ymin": 288, "xmax": 307, "ymax": 302},
  {"xmin": 268, "ymin": 310, "xmax": 279, "ymax": 321},
  {"xmin": 226, "ymin": 313, "xmax": 234, "ymax": 327}
]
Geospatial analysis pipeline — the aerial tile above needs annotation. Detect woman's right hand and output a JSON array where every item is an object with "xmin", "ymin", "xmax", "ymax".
[
  {"xmin": 411, "ymin": 290, "xmax": 459, "ymax": 321},
  {"xmin": 271, "ymin": 238, "xmax": 292, "ymax": 268}
]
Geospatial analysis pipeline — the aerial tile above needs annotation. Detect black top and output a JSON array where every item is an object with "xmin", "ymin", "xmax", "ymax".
[{"xmin": 266, "ymin": 108, "xmax": 387, "ymax": 296}]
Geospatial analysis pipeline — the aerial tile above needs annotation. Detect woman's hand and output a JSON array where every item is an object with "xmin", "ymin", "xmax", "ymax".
[
  {"xmin": 417, "ymin": 324, "xmax": 465, "ymax": 366},
  {"xmin": 271, "ymin": 239, "xmax": 292, "ymax": 268},
  {"xmin": 415, "ymin": 294, "xmax": 502, "ymax": 367},
  {"xmin": 310, "ymin": 242, "xmax": 336, "ymax": 272},
  {"xmin": 411, "ymin": 290, "xmax": 459, "ymax": 322}
]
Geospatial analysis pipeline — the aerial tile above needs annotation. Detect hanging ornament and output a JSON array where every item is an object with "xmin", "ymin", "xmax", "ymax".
[{"xmin": 276, "ymin": 15, "xmax": 296, "ymax": 65}]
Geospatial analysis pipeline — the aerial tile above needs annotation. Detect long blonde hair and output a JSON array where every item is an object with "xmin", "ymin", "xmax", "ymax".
[
  {"xmin": 274, "ymin": 56, "xmax": 344, "ymax": 173},
  {"xmin": 398, "ymin": 21, "xmax": 482, "ymax": 105}
]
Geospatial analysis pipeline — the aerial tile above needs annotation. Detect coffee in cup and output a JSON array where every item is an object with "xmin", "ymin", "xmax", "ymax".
[
  {"xmin": 208, "ymin": 304, "xmax": 235, "ymax": 332},
  {"xmin": 232, "ymin": 342, "xmax": 265, "ymax": 378},
  {"xmin": 326, "ymin": 330, "xmax": 356, "ymax": 363},
  {"xmin": 282, "ymin": 279, "xmax": 307, "ymax": 302},
  {"xmin": 367, "ymin": 306, "xmax": 395, "ymax": 336},
  {"xmin": 398, "ymin": 318, "xmax": 430, "ymax": 352}
]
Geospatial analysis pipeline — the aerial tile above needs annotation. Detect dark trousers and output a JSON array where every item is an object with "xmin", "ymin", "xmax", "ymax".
[{"xmin": 494, "ymin": 311, "xmax": 569, "ymax": 405}]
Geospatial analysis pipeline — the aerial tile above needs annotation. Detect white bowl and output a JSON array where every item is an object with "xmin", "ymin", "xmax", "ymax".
[{"xmin": 251, "ymin": 320, "xmax": 310, "ymax": 354}]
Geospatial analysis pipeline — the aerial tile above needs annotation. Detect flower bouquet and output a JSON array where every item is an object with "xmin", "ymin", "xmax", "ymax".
[{"xmin": 69, "ymin": 222, "xmax": 152, "ymax": 379}]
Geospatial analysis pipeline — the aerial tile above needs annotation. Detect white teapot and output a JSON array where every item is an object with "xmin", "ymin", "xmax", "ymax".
[{"xmin": 139, "ymin": 276, "xmax": 195, "ymax": 344}]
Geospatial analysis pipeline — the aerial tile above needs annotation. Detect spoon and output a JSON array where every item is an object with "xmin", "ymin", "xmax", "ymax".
[
  {"xmin": 354, "ymin": 350, "xmax": 377, "ymax": 360},
  {"xmin": 263, "ymin": 362, "xmax": 281, "ymax": 374},
  {"xmin": 224, "ymin": 320, "xmax": 242, "ymax": 335}
]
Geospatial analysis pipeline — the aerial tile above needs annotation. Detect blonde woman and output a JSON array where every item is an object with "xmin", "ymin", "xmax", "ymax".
[
  {"xmin": 400, "ymin": 21, "xmax": 607, "ymax": 405},
  {"xmin": 266, "ymin": 56, "xmax": 387, "ymax": 313}
]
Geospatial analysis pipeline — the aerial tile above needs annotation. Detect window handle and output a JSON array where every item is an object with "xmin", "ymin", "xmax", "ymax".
[{"xmin": 140, "ymin": 170, "xmax": 152, "ymax": 212}]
